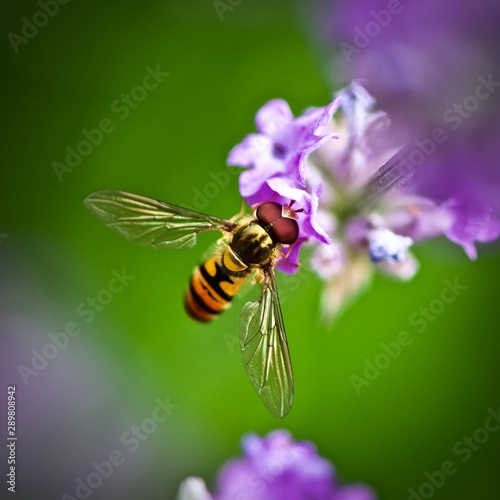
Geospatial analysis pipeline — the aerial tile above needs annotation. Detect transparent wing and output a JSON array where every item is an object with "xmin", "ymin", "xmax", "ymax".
[
  {"xmin": 84, "ymin": 190, "xmax": 236, "ymax": 250},
  {"xmin": 238, "ymin": 268, "xmax": 294, "ymax": 418}
]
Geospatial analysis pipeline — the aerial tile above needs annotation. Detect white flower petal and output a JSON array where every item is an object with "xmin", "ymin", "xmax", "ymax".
[{"xmin": 177, "ymin": 477, "xmax": 213, "ymax": 500}]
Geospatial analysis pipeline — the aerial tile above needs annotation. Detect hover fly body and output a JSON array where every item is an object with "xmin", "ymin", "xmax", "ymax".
[
  {"xmin": 84, "ymin": 190, "xmax": 297, "ymax": 418},
  {"xmin": 186, "ymin": 201, "xmax": 298, "ymax": 322}
]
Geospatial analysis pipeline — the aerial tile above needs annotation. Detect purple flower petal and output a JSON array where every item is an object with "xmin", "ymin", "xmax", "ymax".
[
  {"xmin": 267, "ymin": 178, "xmax": 330, "ymax": 244},
  {"xmin": 213, "ymin": 430, "xmax": 372, "ymax": 500},
  {"xmin": 380, "ymin": 196, "xmax": 454, "ymax": 242},
  {"xmin": 227, "ymin": 133, "xmax": 271, "ymax": 168},
  {"xmin": 255, "ymin": 99, "xmax": 294, "ymax": 136},
  {"xmin": 178, "ymin": 433, "xmax": 376, "ymax": 500},
  {"xmin": 333, "ymin": 484, "xmax": 377, "ymax": 500},
  {"xmin": 305, "ymin": 184, "xmax": 331, "ymax": 245},
  {"xmin": 377, "ymin": 252, "xmax": 419, "ymax": 281},
  {"xmin": 214, "ymin": 460, "xmax": 255, "ymax": 500},
  {"xmin": 230, "ymin": 97, "xmax": 340, "ymax": 207},
  {"xmin": 445, "ymin": 199, "xmax": 500, "ymax": 259},
  {"xmin": 296, "ymin": 132, "xmax": 339, "ymax": 188},
  {"xmin": 243, "ymin": 182, "xmax": 278, "ymax": 208},
  {"xmin": 311, "ymin": 242, "xmax": 346, "ymax": 280},
  {"xmin": 276, "ymin": 238, "xmax": 306, "ymax": 274},
  {"xmin": 315, "ymin": 97, "xmax": 342, "ymax": 135}
]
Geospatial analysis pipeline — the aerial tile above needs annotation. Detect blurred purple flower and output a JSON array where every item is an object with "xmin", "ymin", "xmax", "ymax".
[
  {"xmin": 306, "ymin": 82, "xmax": 457, "ymax": 316},
  {"xmin": 311, "ymin": 0, "xmax": 500, "ymax": 260},
  {"xmin": 177, "ymin": 430, "xmax": 376, "ymax": 500},
  {"xmin": 444, "ymin": 199, "xmax": 500, "ymax": 260}
]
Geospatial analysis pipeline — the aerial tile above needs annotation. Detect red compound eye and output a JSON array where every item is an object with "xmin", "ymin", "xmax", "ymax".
[
  {"xmin": 256, "ymin": 202, "xmax": 282, "ymax": 225},
  {"xmin": 269, "ymin": 217, "xmax": 299, "ymax": 245}
]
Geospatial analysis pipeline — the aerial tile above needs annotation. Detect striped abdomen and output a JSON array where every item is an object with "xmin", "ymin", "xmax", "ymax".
[{"xmin": 185, "ymin": 247, "xmax": 249, "ymax": 322}]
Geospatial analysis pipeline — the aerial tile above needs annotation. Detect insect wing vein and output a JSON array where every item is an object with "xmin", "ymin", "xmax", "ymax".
[
  {"xmin": 84, "ymin": 190, "xmax": 235, "ymax": 249},
  {"xmin": 238, "ymin": 270, "xmax": 294, "ymax": 418}
]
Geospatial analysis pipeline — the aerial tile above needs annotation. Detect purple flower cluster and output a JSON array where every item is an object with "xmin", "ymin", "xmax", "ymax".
[
  {"xmin": 228, "ymin": 80, "xmax": 498, "ymax": 316},
  {"xmin": 177, "ymin": 430, "xmax": 375, "ymax": 500},
  {"xmin": 312, "ymin": 0, "xmax": 500, "ymax": 260},
  {"xmin": 227, "ymin": 98, "xmax": 339, "ymax": 273}
]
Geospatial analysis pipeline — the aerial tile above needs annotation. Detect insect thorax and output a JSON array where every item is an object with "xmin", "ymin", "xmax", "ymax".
[{"xmin": 229, "ymin": 221, "xmax": 276, "ymax": 267}]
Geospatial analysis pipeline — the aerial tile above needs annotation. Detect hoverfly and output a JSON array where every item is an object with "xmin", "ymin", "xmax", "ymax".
[{"xmin": 84, "ymin": 190, "xmax": 298, "ymax": 418}]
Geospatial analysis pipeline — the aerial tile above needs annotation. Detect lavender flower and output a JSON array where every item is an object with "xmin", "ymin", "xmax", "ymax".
[
  {"xmin": 177, "ymin": 430, "xmax": 376, "ymax": 500},
  {"xmin": 228, "ymin": 98, "xmax": 339, "ymax": 272},
  {"xmin": 229, "ymin": 82, "xmax": 470, "ymax": 317},
  {"xmin": 228, "ymin": 98, "xmax": 340, "ymax": 205}
]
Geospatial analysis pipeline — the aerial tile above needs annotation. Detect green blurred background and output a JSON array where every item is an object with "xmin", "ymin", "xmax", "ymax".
[{"xmin": 1, "ymin": 1, "xmax": 500, "ymax": 499}]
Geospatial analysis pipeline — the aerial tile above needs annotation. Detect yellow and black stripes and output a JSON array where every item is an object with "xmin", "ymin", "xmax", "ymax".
[{"xmin": 185, "ymin": 252, "xmax": 249, "ymax": 322}]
